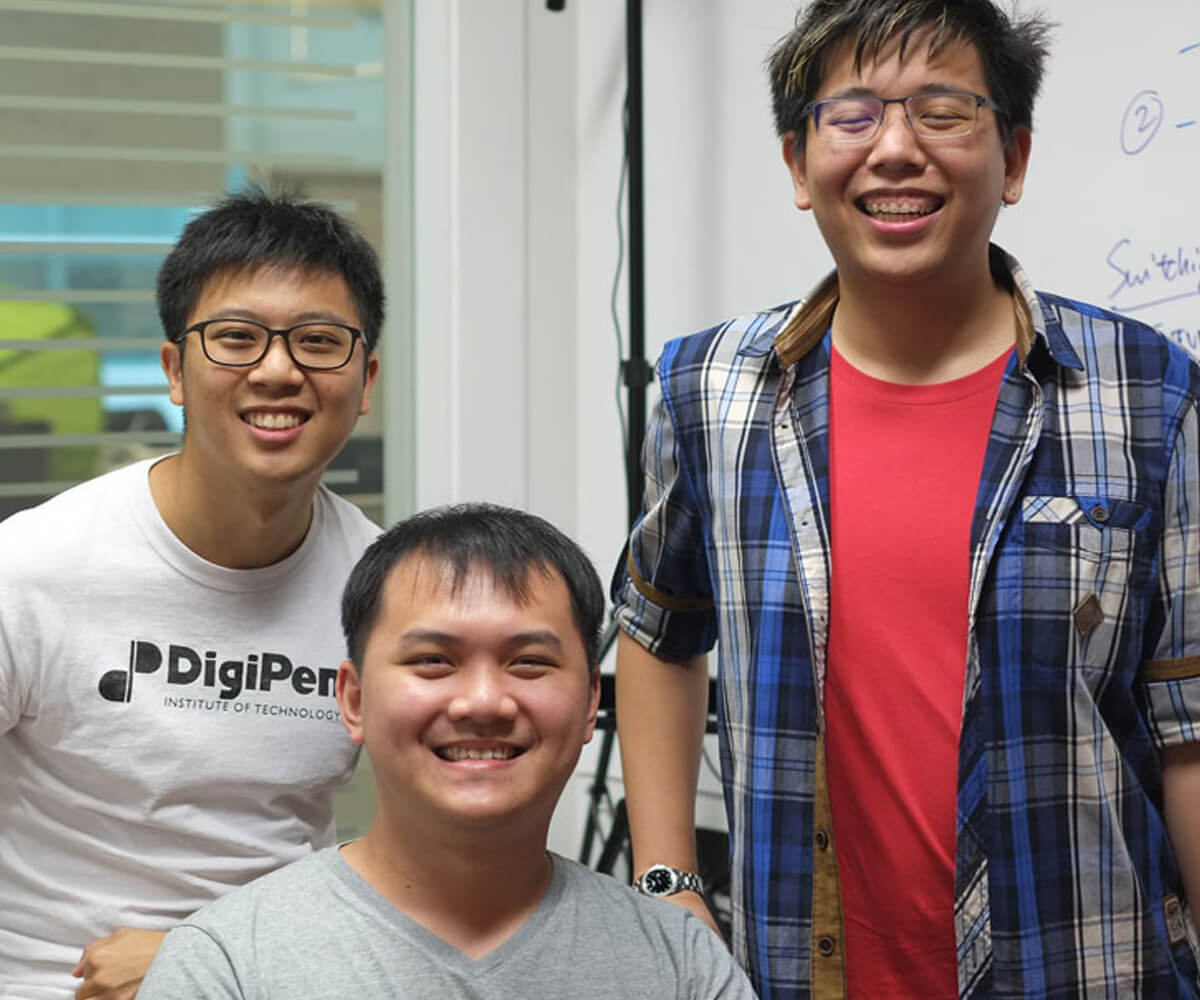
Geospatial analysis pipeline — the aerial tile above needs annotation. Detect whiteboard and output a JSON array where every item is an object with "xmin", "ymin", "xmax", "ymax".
[{"xmin": 994, "ymin": 1, "xmax": 1200, "ymax": 355}]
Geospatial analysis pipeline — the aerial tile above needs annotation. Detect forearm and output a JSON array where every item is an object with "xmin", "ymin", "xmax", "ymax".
[
  {"xmin": 1162, "ymin": 743, "xmax": 1200, "ymax": 910},
  {"xmin": 615, "ymin": 632, "xmax": 710, "ymax": 876}
]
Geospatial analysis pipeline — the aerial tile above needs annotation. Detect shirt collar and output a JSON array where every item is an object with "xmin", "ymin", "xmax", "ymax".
[{"xmin": 746, "ymin": 244, "xmax": 1084, "ymax": 372}]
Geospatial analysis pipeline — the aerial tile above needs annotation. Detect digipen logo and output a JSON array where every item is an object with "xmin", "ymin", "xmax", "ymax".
[
  {"xmin": 98, "ymin": 640, "xmax": 163, "ymax": 703},
  {"xmin": 98, "ymin": 640, "xmax": 337, "ymax": 703}
]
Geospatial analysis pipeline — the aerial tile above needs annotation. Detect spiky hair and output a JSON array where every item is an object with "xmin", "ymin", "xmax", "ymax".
[{"xmin": 768, "ymin": 0, "xmax": 1053, "ymax": 147}]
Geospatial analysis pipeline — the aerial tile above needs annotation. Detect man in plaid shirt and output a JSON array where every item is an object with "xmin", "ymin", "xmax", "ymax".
[{"xmin": 611, "ymin": 1, "xmax": 1200, "ymax": 997}]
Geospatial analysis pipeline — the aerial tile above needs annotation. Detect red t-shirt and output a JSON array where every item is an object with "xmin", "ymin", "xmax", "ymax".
[{"xmin": 825, "ymin": 345, "xmax": 1011, "ymax": 998}]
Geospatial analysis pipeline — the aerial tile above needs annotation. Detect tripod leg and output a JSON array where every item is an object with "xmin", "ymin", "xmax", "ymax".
[{"xmin": 595, "ymin": 798, "xmax": 629, "ymax": 875}]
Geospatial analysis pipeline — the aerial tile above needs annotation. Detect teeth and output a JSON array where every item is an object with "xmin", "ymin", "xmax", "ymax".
[
  {"xmin": 438, "ymin": 746, "xmax": 518, "ymax": 761},
  {"xmin": 862, "ymin": 199, "xmax": 938, "ymax": 218},
  {"xmin": 245, "ymin": 412, "xmax": 303, "ymax": 430}
]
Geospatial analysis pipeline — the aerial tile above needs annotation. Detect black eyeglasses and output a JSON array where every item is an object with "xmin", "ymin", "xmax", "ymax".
[
  {"xmin": 180, "ymin": 318, "xmax": 364, "ymax": 371},
  {"xmin": 800, "ymin": 90, "xmax": 1005, "ymax": 143}
]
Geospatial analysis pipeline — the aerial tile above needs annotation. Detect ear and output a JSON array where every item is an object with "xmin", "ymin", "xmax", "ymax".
[
  {"xmin": 161, "ymin": 341, "xmax": 185, "ymax": 407},
  {"xmin": 336, "ymin": 660, "xmax": 365, "ymax": 744},
  {"xmin": 581, "ymin": 667, "xmax": 601, "ymax": 745},
  {"xmin": 782, "ymin": 132, "xmax": 813, "ymax": 212},
  {"xmin": 358, "ymin": 354, "xmax": 380, "ymax": 417},
  {"xmin": 1001, "ymin": 126, "xmax": 1032, "ymax": 205}
]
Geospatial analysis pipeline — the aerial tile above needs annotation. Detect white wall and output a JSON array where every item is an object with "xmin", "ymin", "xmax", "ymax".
[{"xmin": 411, "ymin": 0, "xmax": 578, "ymax": 532}]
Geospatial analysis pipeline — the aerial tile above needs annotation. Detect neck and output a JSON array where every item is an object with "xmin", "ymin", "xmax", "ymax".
[
  {"xmin": 342, "ymin": 809, "xmax": 555, "ymax": 960},
  {"xmin": 148, "ymin": 453, "xmax": 317, "ymax": 568},
  {"xmin": 832, "ymin": 259, "xmax": 1016, "ymax": 385}
]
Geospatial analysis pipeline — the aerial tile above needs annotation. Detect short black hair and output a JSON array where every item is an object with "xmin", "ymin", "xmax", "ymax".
[
  {"xmin": 156, "ymin": 186, "xmax": 385, "ymax": 353},
  {"xmin": 342, "ymin": 504, "xmax": 606, "ymax": 670},
  {"xmin": 768, "ymin": 0, "xmax": 1054, "ymax": 148}
]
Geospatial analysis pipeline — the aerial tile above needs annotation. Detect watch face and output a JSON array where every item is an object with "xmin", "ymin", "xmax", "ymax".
[{"xmin": 643, "ymin": 866, "xmax": 676, "ymax": 896}]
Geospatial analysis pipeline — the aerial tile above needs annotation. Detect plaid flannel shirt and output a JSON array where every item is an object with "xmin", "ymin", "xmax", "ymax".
[{"xmin": 612, "ymin": 249, "xmax": 1200, "ymax": 999}]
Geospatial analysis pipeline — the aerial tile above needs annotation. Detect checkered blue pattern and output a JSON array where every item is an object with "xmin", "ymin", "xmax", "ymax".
[{"xmin": 612, "ymin": 253, "xmax": 1200, "ymax": 999}]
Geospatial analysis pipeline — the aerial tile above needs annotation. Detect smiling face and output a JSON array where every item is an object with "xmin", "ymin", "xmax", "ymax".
[
  {"xmin": 161, "ymin": 265, "xmax": 378, "ymax": 494},
  {"xmin": 783, "ymin": 31, "xmax": 1030, "ymax": 296},
  {"xmin": 337, "ymin": 556, "xmax": 601, "ymax": 840}
]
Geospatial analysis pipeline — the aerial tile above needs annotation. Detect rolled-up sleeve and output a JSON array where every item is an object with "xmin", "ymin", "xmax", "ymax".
[
  {"xmin": 611, "ymin": 367, "xmax": 718, "ymax": 663},
  {"xmin": 1142, "ymin": 395, "xmax": 1200, "ymax": 747}
]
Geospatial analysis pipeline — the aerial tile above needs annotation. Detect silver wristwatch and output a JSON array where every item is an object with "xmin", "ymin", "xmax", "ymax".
[{"xmin": 634, "ymin": 864, "xmax": 704, "ymax": 898}]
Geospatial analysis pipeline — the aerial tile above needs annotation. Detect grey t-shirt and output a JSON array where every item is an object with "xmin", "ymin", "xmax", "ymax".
[{"xmin": 139, "ymin": 848, "xmax": 757, "ymax": 999}]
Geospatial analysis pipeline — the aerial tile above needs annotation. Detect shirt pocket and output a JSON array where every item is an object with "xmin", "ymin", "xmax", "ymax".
[{"xmin": 1019, "ymin": 494, "xmax": 1151, "ymax": 679}]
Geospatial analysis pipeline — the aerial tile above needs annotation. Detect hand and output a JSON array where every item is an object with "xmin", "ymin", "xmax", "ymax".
[
  {"xmin": 73, "ymin": 927, "xmax": 168, "ymax": 1000},
  {"xmin": 667, "ymin": 889, "xmax": 726, "ymax": 943}
]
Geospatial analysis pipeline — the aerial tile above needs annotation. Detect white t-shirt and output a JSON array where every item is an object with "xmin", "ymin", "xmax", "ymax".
[{"xmin": 0, "ymin": 458, "xmax": 380, "ymax": 999}]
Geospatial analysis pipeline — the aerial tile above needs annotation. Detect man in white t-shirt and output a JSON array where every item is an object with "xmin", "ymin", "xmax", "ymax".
[
  {"xmin": 0, "ymin": 190, "xmax": 383, "ymax": 999},
  {"xmin": 139, "ymin": 504, "xmax": 758, "ymax": 1000}
]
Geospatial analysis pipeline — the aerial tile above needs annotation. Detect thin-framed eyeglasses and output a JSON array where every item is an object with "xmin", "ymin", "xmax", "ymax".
[
  {"xmin": 800, "ymin": 90, "xmax": 1005, "ymax": 143},
  {"xmin": 179, "ymin": 318, "xmax": 364, "ymax": 371}
]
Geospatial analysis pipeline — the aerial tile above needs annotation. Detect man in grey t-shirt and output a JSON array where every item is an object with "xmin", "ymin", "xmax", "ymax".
[{"xmin": 140, "ymin": 504, "xmax": 757, "ymax": 999}]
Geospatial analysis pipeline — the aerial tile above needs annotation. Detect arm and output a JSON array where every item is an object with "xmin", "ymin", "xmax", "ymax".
[
  {"xmin": 1162, "ymin": 743, "xmax": 1200, "ymax": 912},
  {"xmin": 613, "ymin": 349, "xmax": 722, "ymax": 932},
  {"xmin": 73, "ymin": 928, "xmax": 167, "ymax": 1000},
  {"xmin": 616, "ymin": 632, "xmax": 719, "ymax": 935}
]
